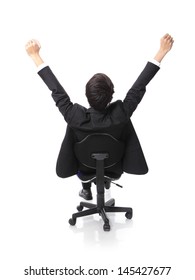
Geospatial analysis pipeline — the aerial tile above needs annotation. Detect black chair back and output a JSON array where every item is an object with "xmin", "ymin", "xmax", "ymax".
[{"xmin": 74, "ymin": 133, "xmax": 125, "ymax": 169}]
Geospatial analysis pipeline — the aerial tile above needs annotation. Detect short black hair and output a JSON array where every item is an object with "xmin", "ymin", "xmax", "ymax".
[{"xmin": 85, "ymin": 73, "xmax": 114, "ymax": 111}]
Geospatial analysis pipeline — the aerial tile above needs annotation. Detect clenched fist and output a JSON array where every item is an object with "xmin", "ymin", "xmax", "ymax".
[{"xmin": 25, "ymin": 39, "xmax": 44, "ymax": 67}]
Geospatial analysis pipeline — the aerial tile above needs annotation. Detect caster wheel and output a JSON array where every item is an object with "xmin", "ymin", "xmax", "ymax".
[
  {"xmin": 69, "ymin": 218, "xmax": 76, "ymax": 226},
  {"xmin": 77, "ymin": 205, "xmax": 83, "ymax": 211},
  {"xmin": 103, "ymin": 223, "xmax": 110, "ymax": 231},
  {"xmin": 125, "ymin": 210, "xmax": 133, "ymax": 219}
]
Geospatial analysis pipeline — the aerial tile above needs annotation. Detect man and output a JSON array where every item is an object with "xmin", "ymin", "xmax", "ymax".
[{"xmin": 25, "ymin": 34, "xmax": 174, "ymax": 200}]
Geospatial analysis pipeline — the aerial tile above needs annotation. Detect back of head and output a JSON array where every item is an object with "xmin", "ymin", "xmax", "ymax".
[{"xmin": 86, "ymin": 73, "xmax": 114, "ymax": 111}]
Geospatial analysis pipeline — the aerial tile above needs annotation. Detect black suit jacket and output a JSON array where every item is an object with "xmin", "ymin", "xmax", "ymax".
[{"xmin": 38, "ymin": 62, "xmax": 160, "ymax": 178}]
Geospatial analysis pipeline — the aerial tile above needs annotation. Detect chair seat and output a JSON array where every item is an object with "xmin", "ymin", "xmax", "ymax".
[{"xmin": 77, "ymin": 170, "xmax": 121, "ymax": 183}]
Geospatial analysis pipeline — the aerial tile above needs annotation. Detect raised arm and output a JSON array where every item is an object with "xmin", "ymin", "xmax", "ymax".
[
  {"xmin": 123, "ymin": 33, "xmax": 174, "ymax": 117},
  {"xmin": 25, "ymin": 40, "xmax": 74, "ymax": 123}
]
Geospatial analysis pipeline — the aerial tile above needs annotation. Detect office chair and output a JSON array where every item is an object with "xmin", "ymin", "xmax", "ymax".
[{"xmin": 68, "ymin": 133, "xmax": 133, "ymax": 231}]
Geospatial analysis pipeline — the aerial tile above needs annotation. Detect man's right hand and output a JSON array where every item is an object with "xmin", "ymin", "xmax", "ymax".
[
  {"xmin": 154, "ymin": 33, "xmax": 174, "ymax": 63},
  {"xmin": 25, "ymin": 39, "xmax": 41, "ymax": 56}
]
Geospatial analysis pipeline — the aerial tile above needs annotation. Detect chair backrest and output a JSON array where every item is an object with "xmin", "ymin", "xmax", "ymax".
[{"xmin": 74, "ymin": 133, "xmax": 125, "ymax": 169}]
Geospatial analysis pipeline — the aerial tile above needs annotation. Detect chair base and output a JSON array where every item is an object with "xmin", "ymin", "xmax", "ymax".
[{"xmin": 69, "ymin": 198, "xmax": 133, "ymax": 231}]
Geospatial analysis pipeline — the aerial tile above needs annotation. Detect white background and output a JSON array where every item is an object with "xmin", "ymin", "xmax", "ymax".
[{"xmin": 1, "ymin": 0, "xmax": 195, "ymax": 279}]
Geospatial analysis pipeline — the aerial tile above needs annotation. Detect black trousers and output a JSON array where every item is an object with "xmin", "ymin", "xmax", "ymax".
[{"xmin": 82, "ymin": 182, "xmax": 91, "ymax": 190}]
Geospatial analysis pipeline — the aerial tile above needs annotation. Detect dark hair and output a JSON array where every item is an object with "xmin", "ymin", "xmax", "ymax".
[{"xmin": 85, "ymin": 73, "xmax": 114, "ymax": 111}]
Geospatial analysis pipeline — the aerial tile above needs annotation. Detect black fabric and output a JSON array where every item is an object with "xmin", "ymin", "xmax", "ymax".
[
  {"xmin": 82, "ymin": 182, "xmax": 91, "ymax": 190},
  {"xmin": 74, "ymin": 134, "xmax": 125, "ymax": 169},
  {"xmin": 38, "ymin": 62, "xmax": 160, "ymax": 178}
]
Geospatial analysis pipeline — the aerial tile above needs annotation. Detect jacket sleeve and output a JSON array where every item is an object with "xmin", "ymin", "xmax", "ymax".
[
  {"xmin": 123, "ymin": 62, "xmax": 160, "ymax": 118},
  {"xmin": 38, "ymin": 66, "xmax": 75, "ymax": 123}
]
